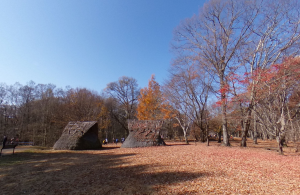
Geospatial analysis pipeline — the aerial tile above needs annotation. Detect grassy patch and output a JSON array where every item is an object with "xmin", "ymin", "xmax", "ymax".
[
  {"xmin": 0, "ymin": 154, "xmax": 31, "ymax": 166},
  {"xmin": 0, "ymin": 147, "xmax": 52, "ymax": 166}
]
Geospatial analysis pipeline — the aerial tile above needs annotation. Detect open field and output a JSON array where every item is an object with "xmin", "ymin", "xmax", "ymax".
[{"xmin": 1, "ymin": 139, "xmax": 300, "ymax": 195}]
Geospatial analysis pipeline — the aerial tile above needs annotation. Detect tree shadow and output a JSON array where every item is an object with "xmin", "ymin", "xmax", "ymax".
[{"xmin": 0, "ymin": 149, "xmax": 207, "ymax": 194}]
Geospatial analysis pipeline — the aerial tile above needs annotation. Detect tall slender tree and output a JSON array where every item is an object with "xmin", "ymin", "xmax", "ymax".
[{"xmin": 137, "ymin": 75, "xmax": 169, "ymax": 120}]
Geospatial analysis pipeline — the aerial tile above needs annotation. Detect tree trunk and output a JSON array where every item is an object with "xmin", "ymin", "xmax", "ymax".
[
  {"xmin": 277, "ymin": 110, "xmax": 286, "ymax": 155},
  {"xmin": 262, "ymin": 130, "xmax": 268, "ymax": 140},
  {"xmin": 43, "ymin": 127, "xmax": 47, "ymax": 147},
  {"xmin": 220, "ymin": 76, "xmax": 230, "ymax": 146},
  {"xmin": 241, "ymin": 118, "xmax": 251, "ymax": 147},
  {"xmin": 253, "ymin": 131, "xmax": 258, "ymax": 144},
  {"xmin": 277, "ymin": 136, "xmax": 284, "ymax": 155},
  {"xmin": 253, "ymin": 115, "xmax": 258, "ymax": 144},
  {"xmin": 241, "ymin": 120, "xmax": 246, "ymax": 147},
  {"xmin": 206, "ymin": 123, "xmax": 209, "ymax": 146},
  {"xmin": 183, "ymin": 131, "xmax": 189, "ymax": 144},
  {"xmin": 201, "ymin": 128, "xmax": 205, "ymax": 142},
  {"xmin": 218, "ymin": 130, "xmax": 222, "ymax": 143}
]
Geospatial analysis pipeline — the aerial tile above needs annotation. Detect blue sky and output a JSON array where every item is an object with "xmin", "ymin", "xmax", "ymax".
[{"xmin": 0, "ymin": 0, "xmax": 206, "ymax": 92}]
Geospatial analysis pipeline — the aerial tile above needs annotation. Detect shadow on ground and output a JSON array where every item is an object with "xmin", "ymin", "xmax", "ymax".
[{"xmin": 0, "ymin": 149, "xmax": 206, "ymax": 195}]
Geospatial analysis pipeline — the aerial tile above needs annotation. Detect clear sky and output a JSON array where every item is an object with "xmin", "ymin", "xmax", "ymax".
[{"xmin": 0, "ymin": 0, "xmax": 206, "ymax": 92}]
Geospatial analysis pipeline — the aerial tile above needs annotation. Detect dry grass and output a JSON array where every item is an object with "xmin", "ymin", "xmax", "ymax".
[{"xmin": 0, "ymin": 139, "xmax": 300, "ymax": 195}]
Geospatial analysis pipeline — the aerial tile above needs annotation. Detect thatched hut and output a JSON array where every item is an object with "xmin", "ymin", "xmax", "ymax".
[
  {"xmin": 53, "ymin": 121, "xmax": 101, "ymax": 150},
  {"xmin": 121, "ymin": 120, "xmax": 166, "ymax": 148}
]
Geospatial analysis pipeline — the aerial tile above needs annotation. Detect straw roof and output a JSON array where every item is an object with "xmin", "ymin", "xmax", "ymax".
[
  {"xmin": 53, "ymin": 121, "xmax": 101, "ymax": 150},
  {"xmin": 121, "ymin": 120, "xmax": 166, "ymax": 148}
]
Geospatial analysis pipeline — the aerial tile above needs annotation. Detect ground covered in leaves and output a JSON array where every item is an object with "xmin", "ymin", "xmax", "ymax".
[{"xmin": 0, "ymin": 139, "xmax": 300, "ymax": 194}]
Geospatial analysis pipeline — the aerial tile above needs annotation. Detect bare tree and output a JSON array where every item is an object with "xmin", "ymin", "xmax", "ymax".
[
  {"xmin": 105, "ymin": 76, "xmax": 139, "ymax": 135},
  {"xmin": 33, "ymin": 84, "xmax": 58, "ymax": 146},
  {"xmin": 0, "ymin": 83, "xmax": 8, "ymax": 135},
  {"xmin": 164, "ymin": 56, "xmax": 212, "ymax": 143},
  {"xmin": 237, "ymin": 0, "xmax": 300, "ymax": 147},
  {"xmin": 172, "ymin": 0, "xmax": 300, "ymax": 147},
  {"xmin": 172, "ymin": 0, "xmax": 262, "ymax": 146},
  {"xmin": 163, "ymin": 79, "xmax": 191, "ymax": 144},
  {"xmin": 252, "ymin": 58, "xmax": 300, "ymax": 154}
]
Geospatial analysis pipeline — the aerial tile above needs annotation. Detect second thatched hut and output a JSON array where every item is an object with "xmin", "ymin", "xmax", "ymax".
[{"xmin": 121, "ymin": 120, "xmax": 166, "ymax": 148}]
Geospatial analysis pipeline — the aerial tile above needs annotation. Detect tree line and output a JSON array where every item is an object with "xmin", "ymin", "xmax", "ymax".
[{"xmin": 0, "ymin": 81, "xmax": 110, "ymax": 146}]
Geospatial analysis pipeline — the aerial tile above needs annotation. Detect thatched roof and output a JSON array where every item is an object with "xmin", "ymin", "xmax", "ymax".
[
  {"xmin": 53, "ymin": 121, "xmax": 101, "ymax": 150},
  {"xmin": 121, "ymin": 120, "xmax": 166, "ymax": 148}
]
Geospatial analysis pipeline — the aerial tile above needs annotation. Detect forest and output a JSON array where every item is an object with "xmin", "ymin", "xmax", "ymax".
[{"xmin": 1, "ymin": 0, "xmax": 300, "ymax": 155}]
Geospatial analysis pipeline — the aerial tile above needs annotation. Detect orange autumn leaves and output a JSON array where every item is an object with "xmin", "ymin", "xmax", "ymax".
[{"xmin": 136, "ymin": 75, "xmax": 173, "ymax": 120}]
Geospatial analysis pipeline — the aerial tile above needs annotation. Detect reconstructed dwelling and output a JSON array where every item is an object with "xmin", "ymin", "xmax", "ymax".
[
  {"xmin": 121, "ymin": 120, "xmax": 166, "ymax": 148},
  {"xmin": 53, "ymin": 121, "xmax": 101, "ymax": 150}
]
